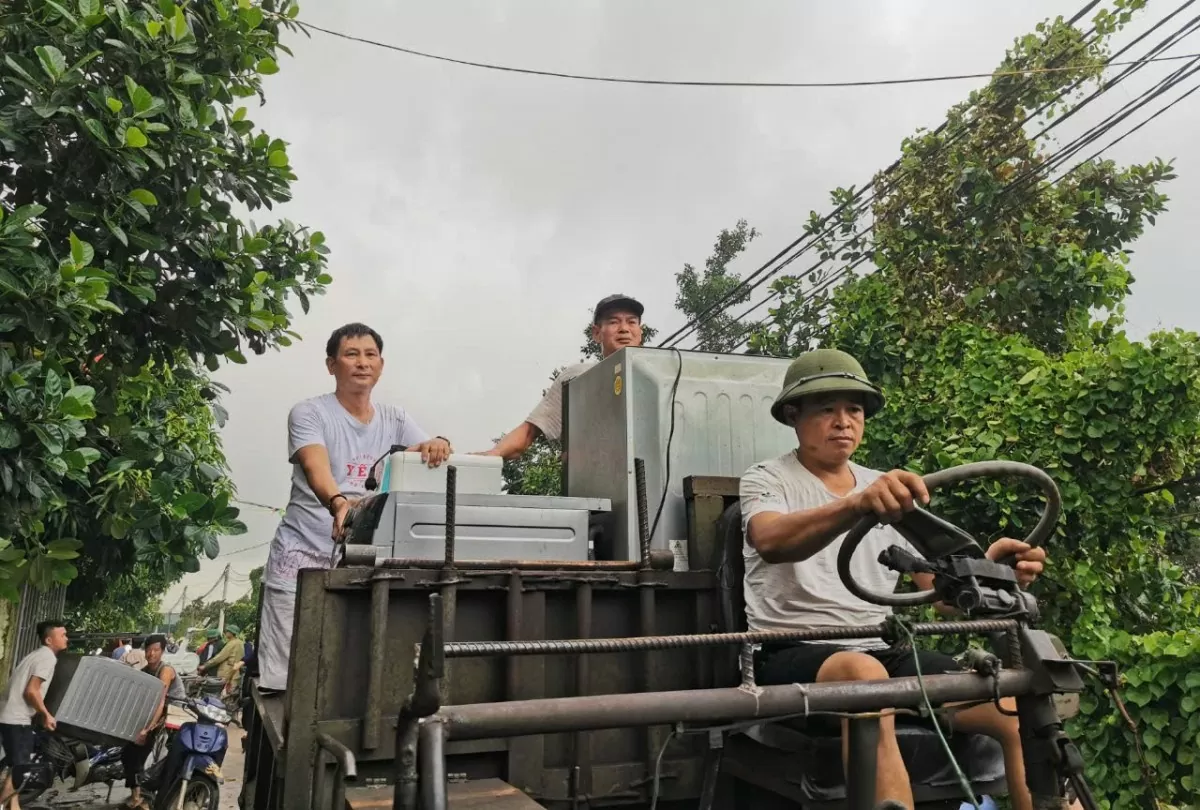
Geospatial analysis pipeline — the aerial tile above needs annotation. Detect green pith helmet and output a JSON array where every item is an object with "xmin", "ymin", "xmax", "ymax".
[
  {"xmin": 771, "ymin": 348, "xmax": 885, "ymax": 425},
  {"xmin": 225, "ymin": 624, "xmax": 240, "ymax": 636},
  {"xmin": 206, "ymin": 628, "xmax": 219, "ymax": 640}
]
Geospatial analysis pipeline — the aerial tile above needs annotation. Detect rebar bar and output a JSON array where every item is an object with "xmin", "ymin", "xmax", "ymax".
[
  {"xmin": 443, "ymin": 465, "xmax": 457, "ymax": 569},
  {"xmin": 442, "ymin": 619, "xmax": 1019, "ymax": 658},
  {"xmin": 635, "ymin": 457, "xmax": 651, "ymax": 568}
]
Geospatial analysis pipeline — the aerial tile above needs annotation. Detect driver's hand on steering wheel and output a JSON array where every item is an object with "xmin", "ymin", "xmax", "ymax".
[
  {"xmin": 985, "ymin": 538, "xmax": 1046, "ymax": 588},
  {"xmin": 854, "ymin": 470, "xmax": 930, "ymax": 524}
]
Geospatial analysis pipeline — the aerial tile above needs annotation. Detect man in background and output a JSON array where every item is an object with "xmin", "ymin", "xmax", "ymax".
[
  {"xmin": 198, "ymin": 626, "xmax": 244, "ymax": 689},
  {"xmin": 0, "ymin": 619, "xmax": 68, "ymax": 810},
  {"xmin": 258, "ymin": 323, "xmax": 453, "ymax": 693},
  {"xmin": 197, "ymin": 628, "xmax": 222, "ymax": 667},
  {"xmin": 120, "ymin": 636, "xmax": 147, "ymax": 670},
  {"xmin": 481, "ymin": 295, "xmax": 645, "ymax": 460}
]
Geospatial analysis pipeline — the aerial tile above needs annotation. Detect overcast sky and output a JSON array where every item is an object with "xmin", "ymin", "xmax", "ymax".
[{"xmin": 159, "ymin": 0, "xmax": 1200, "ymax": 611}]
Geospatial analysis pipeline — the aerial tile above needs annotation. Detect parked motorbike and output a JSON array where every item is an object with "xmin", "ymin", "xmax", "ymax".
[
  {"xmin": 139, "ymin": 696, "xmax": 231, "ymax": 810},
  {"xmin": 16, "ymin": 729, "xmax": 126, "ymax": 805},
  {"xmin": 182, "ymin": 673, "xmax": 226, "ymax": 700}
]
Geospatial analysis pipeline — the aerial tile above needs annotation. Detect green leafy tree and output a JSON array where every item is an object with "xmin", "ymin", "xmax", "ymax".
[
  {"xmin": 755, "ymin": 5, "xmax": 1200, "ymax": 806},
  {"xmin": 0, "ymin": 0, "xmax": 329, "ymax": 601},
  {"xmin": 673, "ymin": 219, "xmax": 759, "ymax": 352},
  {"xmin": 64, "ymin": 564, "xmax": 165, "ymax": 632}
]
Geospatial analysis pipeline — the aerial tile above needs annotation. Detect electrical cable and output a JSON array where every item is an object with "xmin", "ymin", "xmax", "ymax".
[
  {"xmin": 233, "ymin": 498, "xmax": 285, "ymax": 513},
  {"xmin": 1050, "ymin": 73, "xmax": 1200, "ymax": 184},
  {"xmin": 219, "ymin": 540, "xmax": 271, "ymax": 557},
  {"xmin": 647, "ymin": 348, "xmax": 683, "ymax": 547},
  {"xmin": 287, "ymin": 20, "xmax": 1200, "ymax": 90}
]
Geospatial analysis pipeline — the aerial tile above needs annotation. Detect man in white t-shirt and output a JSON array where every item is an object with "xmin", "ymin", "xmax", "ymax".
[
  {"xmin": 0, "ymin": 620, "xmax": 68, "ymax": 810},
  {"xmin": 257, "ymin": 323, "xmax": 452, "ymax": 692},
  {"xmin": 740, "ymin": 348, "xmax": 1057, "ymax": 810},
  {"xmin": 480, "ymin": 294, "xmax": 644, "ymax": 460}
]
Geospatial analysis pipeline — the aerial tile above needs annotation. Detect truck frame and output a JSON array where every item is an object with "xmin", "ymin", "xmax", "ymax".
[{"xmin": 239, "ymin": 460, "xmax": 1105, "ymax": 810}]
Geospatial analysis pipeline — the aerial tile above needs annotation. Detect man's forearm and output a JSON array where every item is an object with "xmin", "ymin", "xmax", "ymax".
[
  {"xmin": 747, "ymin": 497, "xmax": 866, "ymax": 563},
  {"xmin": 24, "ymin": 683, "xmax": 49, "ymax": 718},
  {"xmin": 295, "ymin": 447, "xmax": 343, "ymax": 508},
  {"xmin": 487, "ymin": 422, "xmax": 539, "ymax": 460}
]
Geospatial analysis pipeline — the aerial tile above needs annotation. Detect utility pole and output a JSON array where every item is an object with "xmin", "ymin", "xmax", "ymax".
[
  {"xmin": 217, "ymin": 564, "xmax": 230, "ymax": 635},
  {"xmin": 176, "ymin": 587, "xmax": 187, "ymax": 634}
]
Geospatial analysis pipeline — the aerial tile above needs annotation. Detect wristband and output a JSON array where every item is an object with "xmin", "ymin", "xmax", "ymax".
[{"xmin": 327, "ymin": 493, "xmax": 347, "ymax": 515}]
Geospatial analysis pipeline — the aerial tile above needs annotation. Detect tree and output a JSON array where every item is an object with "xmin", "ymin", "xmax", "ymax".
[
  {"xmin": 754, "ymin": 5, "xmax": 1200, "ymax": 805},
  {"xmin": 174, "ymin": 564, "xmax": 262, "ymax": 644},
  {"xmin": 0, "ymin": 0, "xmax": 329, "ymax": 603},
  {"xmin": 64, "ymin": 564, "xmax": 165, "ymax": 632},
  {"xmin": 674, "ymin": 219, "xmax": 759, "ymax": 352}
]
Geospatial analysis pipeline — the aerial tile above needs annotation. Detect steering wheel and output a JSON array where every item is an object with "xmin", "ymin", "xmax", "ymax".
[{"xmin": 836, "ymin": 461, "xmax": 1062, "ymax": 607}]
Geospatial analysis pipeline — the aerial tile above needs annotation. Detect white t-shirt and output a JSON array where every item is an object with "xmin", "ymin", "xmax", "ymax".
[
  {"xmin": 739, "ymin": 452, "xmax": 919, "ymax": 651},
  {"xmin": 264, "ymin": 393, "xmax": 430, "ymax": 592},
  {"xmin": 525, "ymin": 362, "xmax": 595, "ymax": 442},
  {"xmin": 0, "ymin": 646, "xmax": 56, "ymax": 725}
]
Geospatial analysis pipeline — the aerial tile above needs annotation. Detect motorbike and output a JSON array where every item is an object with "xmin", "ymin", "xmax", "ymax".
[
  {"xmin": 182, "ymin": 674, "xmax": 226, "ymax": 701},
  {"xmin": 16, "ymin": 730, "xmax": 126, "ymax": 805},
  {"xmin": 139, "ymin": 695, "xmax": 231, "ymax": 810}
]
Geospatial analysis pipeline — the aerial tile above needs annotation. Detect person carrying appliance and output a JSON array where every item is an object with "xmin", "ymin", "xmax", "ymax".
[{"xmin": 0, "ymin": 620, "xmax": 68, "ymax": 810}]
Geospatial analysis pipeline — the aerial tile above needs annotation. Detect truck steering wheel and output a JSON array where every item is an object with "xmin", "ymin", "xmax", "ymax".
[{"xmin": 835, "ymin": 461, "xmax": 1062, "ymax": 607}]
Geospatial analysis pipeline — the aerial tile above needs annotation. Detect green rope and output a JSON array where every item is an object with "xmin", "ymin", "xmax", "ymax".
[{"xmin": 896, "ymin": 617, "xmax": 983, "ymax": 810}]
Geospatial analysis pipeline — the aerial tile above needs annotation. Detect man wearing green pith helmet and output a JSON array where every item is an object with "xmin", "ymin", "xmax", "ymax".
[{"xmin": 739, "ymin": 348, "xmax": 1074, "ymax": 810}]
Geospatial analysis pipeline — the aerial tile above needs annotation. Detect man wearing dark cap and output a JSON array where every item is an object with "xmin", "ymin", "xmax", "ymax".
[
  {"xmin": 482, "ymin": 295, "xmax": 644, "ymax": 460},
  {"xmin": 739, "ymin": 347, "xmax": 1063, "ymax": 810}
]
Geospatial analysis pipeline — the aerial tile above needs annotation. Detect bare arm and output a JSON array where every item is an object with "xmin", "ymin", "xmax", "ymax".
[
  {"xmin": 294, "ymin": 444, "xmax": 343, "ymax": 509},
  {"xmin": 746, "ymin": 498, "xmax": 867, "ymax": 564},
  {"xmin": 482, "ymin": 422, "xmax": 540, "ymax": 461},
  {"xmin": 745, "ymin": 469, "xmax": 931, "ymax": 565},
  {"xmin": 140, "ymin": 665, "xmax": 175, "ymax": 741},
  {"xmin": 24, "ymin": 676, "xmax": 53, "ymax": 729}
]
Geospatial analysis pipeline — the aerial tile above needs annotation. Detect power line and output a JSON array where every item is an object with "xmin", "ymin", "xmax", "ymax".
[
  {"xmin": 219, "ymin": 540, "xmax": 271, "ymax": 558},
  {"xmin": 234, "ymin": 497, "xmax": 284, "ymax": 514},
  {"xmin": 656, "ymin": 2, "xmax": 1114, "ymax": 348},
  {"xmin": 291, "ymin": 18, "xmax": 1200, "ymax": 89},
  {"xmin": 682, "ymin": 5, "xmax": 1200, "ymax": 350},
  {"xmin": 661, "ymin": 3, "xmax": 1199, "ymax": 350},
  {"xmin": 728, "ymin": 57, "xmax": 1200, "ymax": 352}
]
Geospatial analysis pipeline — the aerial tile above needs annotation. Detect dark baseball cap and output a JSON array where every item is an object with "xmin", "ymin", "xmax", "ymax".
[{"xmin": 593, "ymin": 294, "xmax": 644, "ymax": 324}]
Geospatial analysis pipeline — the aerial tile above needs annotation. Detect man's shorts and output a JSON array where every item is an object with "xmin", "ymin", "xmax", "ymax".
[
  {"xmin": 753, "ymin": 641, "xmax": 963, "ymax": 732},
  {"xmin": 0, "ymin": 722, "xmax": 36, "ymax": 788},
  {"xmin": 755, "ymin": 641, "xmax": 962, "ymax": 686}
]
